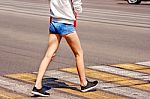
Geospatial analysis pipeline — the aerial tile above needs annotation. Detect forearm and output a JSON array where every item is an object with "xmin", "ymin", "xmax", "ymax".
[{"xmin": 72, "ymin": 0, "xmax": 82, "ymax": 14}]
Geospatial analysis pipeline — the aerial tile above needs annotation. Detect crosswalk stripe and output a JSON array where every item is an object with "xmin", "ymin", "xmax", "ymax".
[
  {"xmin": 88, "ymin": 65, "xmax": 150, "ymax": 81},
  {"xmin": 56, "ymin": 81, "xmax": 125, "ymax": 99},
  {"xmin": 112, "ymin": 64, "xmax": 149, "ymax": 69},
  {"xmin": 4, "ymin": 69, "xmax": 150, "ymax": 99},
  {"xmin": 61, "ymin": 67, "xmax": 130, "ymax": 82},
  {"xmin": 0, "ymin": 76, "xmax": 33, "ymax": 96},
  {"xmin": 111, "ymin": 64, "xmax": 150, "ymax": 74},
  {"xmin": 136, "ymin": 69, "xmax": 150, "ymax": 74},
  {"xmin": 136, "ymin": 61, "xmax": 150, "ymax": 67},
  {"xmin": 45, "ymin": 70, "xmax": 150, "ymax": 99},
  {"xmin": 61, "ymin": 67, "xmax": 150, "ymax": 92},
  {"xmin": 0, "ymin": 76, "xmax": 81, "ymax": 99},
  {"xmin": 43, "ymin": 78, "xmax": 122, "ymax": 99},
  {"xmin": 5, "ymin": 72, "xmax": 127, "ymax": 99},
  {"xmin": 5, "ymin": 73, "xmax": 36, "ymax": 84},
  {"xmin": 0, "ymin": 87, "xmax": 26, "ymax": 99}
]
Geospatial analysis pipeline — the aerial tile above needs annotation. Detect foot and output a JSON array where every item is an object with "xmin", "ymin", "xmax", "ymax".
[
  {"xmin": 80, "ymin": 80, "xmax": 98, "ymax": 92},
  {"xmin": 32, "ymin": 86, "xmax": 50, "ymax": 97}
]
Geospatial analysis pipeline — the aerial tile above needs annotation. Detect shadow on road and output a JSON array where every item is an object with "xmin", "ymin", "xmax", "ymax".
[
  {"xmin": 42, "ymin": 77, "xmax": 79, "ymax": 90},
  {"xmin": 31, "ymin": 77, "xmax": 79, "ymax": 97},
  {"xmin": 31, "ymin": 77, "xmax": 96, "ymax": 97}
]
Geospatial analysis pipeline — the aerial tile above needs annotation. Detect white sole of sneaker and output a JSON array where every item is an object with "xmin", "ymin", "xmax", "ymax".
[
  {"xmin": 32, "ymin": 91, "xmax": 50, "ymax": 97},
  {"xmin": 81, "ymin": 84, "xmax": 98, "ymax": 92}
]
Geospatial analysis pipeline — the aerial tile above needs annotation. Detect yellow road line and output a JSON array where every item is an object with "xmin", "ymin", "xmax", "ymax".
[
  {"xmin": 134, "ymin": 83, "xmax": 150, "ymax": 91},
  {"xmin": 5, "ymin": 73, "xmax": 126, "ymax": 99},
  {"xmin": 5, "ymin": 73, "xmax": 36, "ymax": 84},
  {"xmin": 61, "ymin": 67, "xmax": 150, "ymax": 92},
  {"xmin": 0, "ymin": 88, "xmax": 26, "ymax": 99},
  {"xmin": 136, "ymin": 69, "xmax": 150, "ymax": 74},
  {"xmin": 111, "ymin": 64, "xmax": 150, "ymax": 74},
  {"xmin": 57, "ymin": 81, "xmax": 126, "ymax": 99},
  {"xmin": 61, "ymin": 67, "xmax": 131, "ymax": 82}
]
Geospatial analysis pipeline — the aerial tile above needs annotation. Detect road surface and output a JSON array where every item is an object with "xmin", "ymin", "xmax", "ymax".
[{"xmin": 0, "ymin": 0, "xmax": 150, "ymax": 99}]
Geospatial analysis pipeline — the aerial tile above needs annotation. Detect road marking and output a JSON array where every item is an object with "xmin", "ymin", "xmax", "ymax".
[
  {"xmin": 61, "ymin": 67, "xmax": 130, "ymax": 82},
  {"xmin": 5, "ymin": 73, "xmax": 127, "ymax": 99},
  {"xmin": 1, "ymin": 0, "xmax": 150, "ymax": 28},
  {"xmin": 0, "ymin": 76, "xmax": 32, "ymax": 97},
  {"xmin": 88, "ymin": 65, "xmax": 150, "ymax": 81},
  {"xmin": 3, "ymin": 68, "xmax": 150, "ymax": 99},
  {"xmin": 136, "ymin": 61, "xmax": 150, "ymax": 67},
  {"xmin": 0, "ymin": 87, "xmax": 26, "ymax": 99},
  {"xmin": 0, "ymin": 76, "xmax": 83, "ymax": 99},
  {"xmin": 5, "ymin": 73, "xmax": 36, "ymax": 84},
  {"xmin": 136, "ymin": 69, "xmax": 150, "ymax": 74},
  {"xmin": 44, "ymin": 70, "xmax": 150, "ymax": 99},
  {"xmin": 2, "ymin": 63, "xmax": 150, "ymax": 99},
  {"xmin": 111, "ymin": 64, "xmax": 150, "ymax": 74},
  {"xmin": 61, "ymin": 67, "xmax": 150, "ymax": 92},
  {"xmin": 57, "ymin": 81, "xmax": 125, "ymax": 99}
]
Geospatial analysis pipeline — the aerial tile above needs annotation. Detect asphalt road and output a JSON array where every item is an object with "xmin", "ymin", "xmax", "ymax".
[{"xmin": 0, "ymin": 0, "xmax": 150, "ymax": 75}]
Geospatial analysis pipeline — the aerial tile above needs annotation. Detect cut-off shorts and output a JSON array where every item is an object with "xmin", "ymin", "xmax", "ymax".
[{"xmin": 49, "ymin": 21, "xmax": 75, "ymax": 36}]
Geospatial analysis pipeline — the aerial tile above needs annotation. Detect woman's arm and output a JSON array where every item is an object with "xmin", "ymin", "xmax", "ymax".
[{"xmin": 72, "ymin": 0, "xmax": 82, "ymax": 14}]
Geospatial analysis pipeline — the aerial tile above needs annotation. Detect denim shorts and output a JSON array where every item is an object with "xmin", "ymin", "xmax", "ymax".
[{"xmin": 49, "ymin": 21, "xmax": 75, "ymax": 36}]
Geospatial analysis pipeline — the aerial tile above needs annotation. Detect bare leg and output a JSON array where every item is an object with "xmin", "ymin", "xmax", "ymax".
[
  {"xmin": 35, "ymin": 33, "xmax": 62, "ymax": 89},
  {"xmin": 64, "ymin": 32, "xmax": 87, "ymax": 86}
]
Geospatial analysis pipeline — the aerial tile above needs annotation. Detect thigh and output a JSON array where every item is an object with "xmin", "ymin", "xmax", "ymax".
[
  {"xmin": 48, "ymin": 33, "xmax": 62, "ymax": 45},
  {"xmin": 46, "ymin": 33, "xmax": 62, "ymax": 57},
  {"xmin": 64, "ymin": 32, "xmax": 83, "ymax": 55}
]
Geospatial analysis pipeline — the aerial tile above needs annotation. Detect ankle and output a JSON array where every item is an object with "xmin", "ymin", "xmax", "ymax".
[
  {"xmin": 81, "ymin": 80, "xmax": 88, "ymax": 86},
  {"xmin": 35, "ymin": 84, "xmax": 42, "ymax": 89}
]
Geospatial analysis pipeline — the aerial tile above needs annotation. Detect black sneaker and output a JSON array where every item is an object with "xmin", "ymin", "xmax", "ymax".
[
  {"xmin": 80, "ymin": 80, "xmax": 98, "ymax": 92},
  {"xmin": 32, "ymin": 86, "xmax": 50, "ymax": 97}
]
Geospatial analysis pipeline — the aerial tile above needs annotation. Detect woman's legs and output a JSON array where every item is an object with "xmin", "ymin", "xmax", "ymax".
[
  {"xmin": 64, "ymin": 32, "xmax": 87, "ymax": 86},
  {"xmin": 35, "ymin": 33, "xmax": 62, "ymax": 89}
]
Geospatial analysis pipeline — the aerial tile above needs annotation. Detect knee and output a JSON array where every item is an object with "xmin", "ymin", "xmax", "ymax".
[
  {"xmin": 74, "ymin": 49, "xmax": 84, "ymax": 58},
  {"xmin": 51, "ymin": 53, "xmax": 56, "ymax": 60},
  {"xmin": 45, "ymin": 53, "xmax": 56, "ymax": 60},
  {"xmin": 45, "ymin": 54, "xmax": 52, "ymax": 60}
]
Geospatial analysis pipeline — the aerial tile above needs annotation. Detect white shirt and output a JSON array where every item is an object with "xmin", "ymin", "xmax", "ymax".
[{"xmin": 49, "ymin": 0, "xmax": 82, "ymax": 24}]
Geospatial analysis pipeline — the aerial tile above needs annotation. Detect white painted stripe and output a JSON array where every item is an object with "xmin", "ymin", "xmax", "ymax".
[
  {"xmin": 84, "ymin": 8, "xmax": 150, "ymax": 19},
  {"xmin": 44, "ymin": 70, "xmax": 150, "ymax": 99},
  {"xmin": 0, "ymin": 0, "xmax": 48, "ymax": 8},
  {"xmin": 0, "ymin": 76, "xmax": 82, "ymax": 99},
  {"xmin": 1, "ymin": 0, "xmax": 150, "ymax": 28},
  {"xmin": 103, "ymin": 87, "xmax": 150, "ymax": 99},
  {"xmin": 136, "ymin": 61, "xmax": 150, "ymax": 67},
  {"xmin": 3, "ymin": 0, "xmax": 150, "ymax": 24},
  {"xmin": 0, "ymin": 76, "xmax": 32, "ymax": 96},
  {"xmin": 1, "ymin": 0, "xmax": 150, "ymax": 18},
  {"xmin": 0, "ymin": 5, "xmax": 48, "ymax": 16},
  {"xmin": 88, "ymin": 65, "xmax": 150, "ymax": 81}
]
